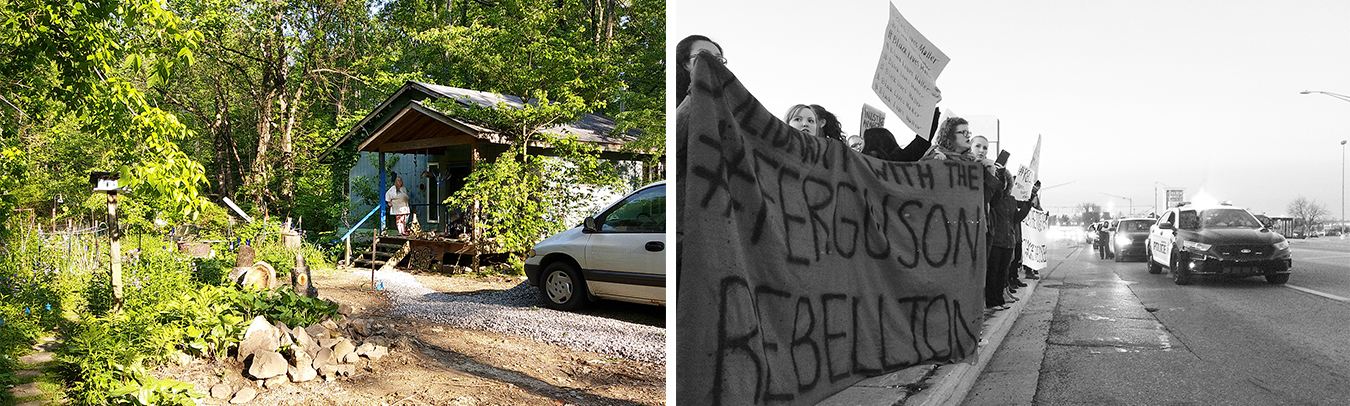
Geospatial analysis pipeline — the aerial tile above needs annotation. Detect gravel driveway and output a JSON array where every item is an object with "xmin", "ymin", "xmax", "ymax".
[{"xmin": 364, "ymin": 269, "xmax": 666, "ymax": 363}]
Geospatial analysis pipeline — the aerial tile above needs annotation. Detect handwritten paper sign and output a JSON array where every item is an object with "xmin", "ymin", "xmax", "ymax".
[
  {"xmin": 678, "ymin": 52, "xmax": 982, "ymax": 406},
  {"xmin": 1010, "ymin": 135, "xmax": 1041, "ymax": 201},
  {"xmin": 859, "ymin": 103, "xmax": 887, "ymax": 136},
  {"xmin": 1021, "ymin": 208, "xmax": 1049, "ymax": 270},
  {"xmin": 872, "ymin": 3, "xmax": 948, "ymax": 137}
]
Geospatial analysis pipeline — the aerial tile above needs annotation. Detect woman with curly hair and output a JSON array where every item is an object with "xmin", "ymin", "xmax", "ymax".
[
  {"xmin": 920, "ymin": 116, "xmax": 975, "ymax": 161},
  {"xmin": 810, "ymin": 105, "xmax": 845, "ymax": 143}
]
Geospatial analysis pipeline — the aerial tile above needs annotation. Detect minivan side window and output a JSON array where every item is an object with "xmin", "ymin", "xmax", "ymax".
[{"xmin": 597, "ymin": 185, "xmax": 665, "ymax": 233}]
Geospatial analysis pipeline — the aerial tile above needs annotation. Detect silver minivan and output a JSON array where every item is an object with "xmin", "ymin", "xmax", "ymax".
[{"xmin": 523, "ymin": 181, "xmax": 666, "ymax": 310}]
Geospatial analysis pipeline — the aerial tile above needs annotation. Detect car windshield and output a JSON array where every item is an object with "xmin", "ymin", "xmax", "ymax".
[
  {"xmin": 1119, "ymin": 220, "xmax": 1154, "ymax": 232},
  {"xmin": 1199, "ymin": 208, "xmax": 1262, "ymax": 229}
]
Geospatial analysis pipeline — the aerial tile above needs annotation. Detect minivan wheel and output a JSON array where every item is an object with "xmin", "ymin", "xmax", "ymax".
[{"xmin": 540, "ymin": 262, "xmax": 590, "ymax": 310}]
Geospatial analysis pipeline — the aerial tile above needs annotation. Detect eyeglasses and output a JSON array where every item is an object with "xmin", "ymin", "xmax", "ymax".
[
  {"xmin": 692, "ymin": 50, "xmax": 726, "ymax": 65},
  {"xmin": 955, "ymin": 130, "xmax": 973, "ymax": 136}
]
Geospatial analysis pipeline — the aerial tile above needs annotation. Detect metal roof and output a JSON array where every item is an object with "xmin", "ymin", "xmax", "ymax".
[{"xmin": 320, "ymin": 81, "xmax": 641, "ymax": 160}]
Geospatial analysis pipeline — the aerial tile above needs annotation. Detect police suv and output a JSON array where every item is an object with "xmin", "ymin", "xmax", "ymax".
[{"xmin": 1145, "ymin": 202, "xmax": 1292, "ymax": 285}]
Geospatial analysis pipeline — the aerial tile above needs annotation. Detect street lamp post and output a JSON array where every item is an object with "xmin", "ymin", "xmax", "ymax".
[
  {"xmin": 1102, "ymin": 193, "xmax": 1134, "ymax": 217},
  {"xmin": 1302, "ymin": 90, "xmax": 1350, "ymax": 238}
]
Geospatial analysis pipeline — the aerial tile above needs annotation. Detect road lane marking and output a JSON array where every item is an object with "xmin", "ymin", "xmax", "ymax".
[{"xmin": 1285, "ymin": 284, "xmax": 1350, "ymax": 302}]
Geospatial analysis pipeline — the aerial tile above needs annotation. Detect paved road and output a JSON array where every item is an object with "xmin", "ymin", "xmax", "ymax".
[{"xmin": 964, "ymin": 237, "xmax": 1350, "ymax": 405}]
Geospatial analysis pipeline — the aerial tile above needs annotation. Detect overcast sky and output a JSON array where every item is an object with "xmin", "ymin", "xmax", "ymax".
[{"xmin": 674, "ymin": 0, "xmax": 1350, "ymax": 221}]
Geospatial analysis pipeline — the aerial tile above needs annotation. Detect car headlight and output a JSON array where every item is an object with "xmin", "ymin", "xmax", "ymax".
[
  {"xmin": 1273, "ymin": 241, "xmax": 1289, "ymax": 250},
  {"xmin": 1115, "ymin": 235, "xmax": 1131, "ymax": 246},
  {"xmin": 1182, "ymin": 240, "xmax": 1212, "ymax": 252}
]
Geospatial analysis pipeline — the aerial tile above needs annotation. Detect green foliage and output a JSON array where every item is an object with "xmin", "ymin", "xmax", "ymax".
[
  {"xmin": 1, "ymin": 0, "xmax": 209, "ymax": 220},
  {"xmin": 232, "ymin": 287, "xmax": 340, "ymax": 328},
  {"xmin": 109, "ymin": 374, "xmax": 201, "ymax": 406},
  {"xmin": 444, "ymin": 133, "xmax": 622, "ymax": 265}
]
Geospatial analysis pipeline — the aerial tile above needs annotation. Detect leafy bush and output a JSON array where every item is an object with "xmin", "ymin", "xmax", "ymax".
[{"xmin": 232, "ymin": 287, "xmax": 340, "ymax": 328}]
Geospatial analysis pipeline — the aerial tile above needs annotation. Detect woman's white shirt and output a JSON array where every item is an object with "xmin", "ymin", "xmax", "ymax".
[{"xmin": 385, "ymin": 186, "xmax": 411, "ymax": 215}]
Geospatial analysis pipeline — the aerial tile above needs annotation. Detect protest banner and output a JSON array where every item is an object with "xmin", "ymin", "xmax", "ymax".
[
  {"xmin": 860, "ymin": 103, "xmax": 886, "ymax": 136},
  {"xmin": 1010, "ymin": 135, "xmax": 1041, "ymax": 201},
  {"xmin": 871, "ymin": 3, "xmax": 948, "ymax": 137},
  {"xmin": 678, "ymin": 52, "xmax": 983, "ymax": 406},
  {"xmin": 1021, "ymin": 208, "xmax": 1049, "ymax": 270}
]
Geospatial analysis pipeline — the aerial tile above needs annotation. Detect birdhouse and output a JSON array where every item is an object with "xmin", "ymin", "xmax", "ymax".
[{"xmin": 90, "ymin": 171, "xmax": 125, "ymax": 193}]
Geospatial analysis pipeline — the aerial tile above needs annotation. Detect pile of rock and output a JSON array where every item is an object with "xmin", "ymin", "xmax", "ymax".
[{"xmin": 209, "ymin": 315, "xmax": 391, "ymax": 404}]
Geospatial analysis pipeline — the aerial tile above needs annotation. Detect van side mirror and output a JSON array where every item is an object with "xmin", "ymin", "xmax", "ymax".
[
  {"xmin": 583, "ymin": 216, "xmax": 598, "ymax": 233},
  {"xmin": 1157, "ymin": 221, "xmax": 1174, "ymax": 230}
]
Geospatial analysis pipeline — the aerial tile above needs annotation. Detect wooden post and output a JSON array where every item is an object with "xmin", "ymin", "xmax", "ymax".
[
  {"xmin": 107, "ymin": 191, "xmax": 123, "ymax": 314},
  {"xmin": 378, "ymin": 152, "xmax": 387, "ymax": 235},
  {"xmin": 345, "ymin": 237, "xmax": 352, "ymax": 267},
  {"xmin": 470, "ymin": 142, "xmax": 481, "ymax": 274}
]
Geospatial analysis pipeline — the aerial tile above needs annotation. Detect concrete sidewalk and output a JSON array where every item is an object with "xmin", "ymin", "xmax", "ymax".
[{"xmin": 815, "ymin": 269, "xmax": 1047, "ymax": 406}]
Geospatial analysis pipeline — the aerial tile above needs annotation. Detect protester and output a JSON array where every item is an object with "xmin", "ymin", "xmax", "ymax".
[
  {"xmin": 783, "ymin": 104, "xmax": 820, "ymax": 137},
  {"xmin": 861, "ymin": 127, "xmax": 902, "ymax": 159},
  {"xmin": 385, "ymin": 176, "xmax": 412, "ymax": 236},
  {"xmin": 810, "ymin": 105, "xmax": 846, "ymax": 142},
  {"xmin": 920, "ymin": 116, "xmax": 976, "ymax": 161},
  {"xmin": 847, "ymin": 134, "xmax": 865, "ymax": 152},
  {"xmin": 676, "ymin": 35, "xmax": 725, "ymax": 106}
]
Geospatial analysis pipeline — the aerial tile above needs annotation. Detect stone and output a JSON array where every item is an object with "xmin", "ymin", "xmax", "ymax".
[
  {"xmin": 312, "ymin": 347, "xmax": 332, "ymax": 369},
  {"xmin": 337, "ymin": 364, "xmax": 356, "ymax": 377},
  {"xmin": 350, "ymin": 319, "xmax": 369, "ymax": 337},
  {"xmin": 332, "ymin": 339, "xmax": 356, "ymax": 364},
  {"xmin": 366, "ymin": 345, "xmax": 389, "ymax": 361},
  {"xmin": 318, "ymin": 337, "xmax": 341, "ymax": 349},
  {"xmin": 263, "ymin": 375, "xmax": 287, "ymax": 389},
  {"xmin": 292, "ymin": 326, "xmax": 315, "ymax": 349},
  {"xmin": 343, "ymin": 351, "xmax": 361, "ymax": 364},
  {"xmin": 171, "ymin": 351, "xmax": 194, "ymax": 366},
  {"xmin": 354, "ymin": 342, "xmax": 376, "ymax": 357},
  {"xmin": 210, "ymin": 383, "xmax": 232, "ymax": 399},
  {"xmin": 237, "ymin": 316, "xmax": 281, "ymax": 363},
  {"xmin": 306, "ymin": 324, "xmax": 330, "ymax": 339},
  {"xmin": 321, "ymin": 318, "xmax": 340, "ymax": 331},
  {"xmin": 247, "ymin": 351, "xmax": 288, "ymax": 380},
  {"xmin": 229, "ymin": 386, "xmax": 257, "ymax": 404},
  {"xmin": 338, "ymin": 303, "xmax": 354, "ymax": 316},
  {"xmin": 288, "ymin": 363, "xmax": 318, "ymax": 383},
  {"xmin": 318, "ymin": 364, "xmax": 341, "ymax": 380}
]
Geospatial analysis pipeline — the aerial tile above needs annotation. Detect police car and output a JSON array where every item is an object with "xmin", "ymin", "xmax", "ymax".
[{"xmin": 1145, "ymin": 202, "xmax": 1291, "ymax": 285}]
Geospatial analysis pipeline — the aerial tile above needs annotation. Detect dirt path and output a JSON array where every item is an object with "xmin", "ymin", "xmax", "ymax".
[{"xmin": 160, "ymin": 268, "xmax": 666, "ymax": 405}]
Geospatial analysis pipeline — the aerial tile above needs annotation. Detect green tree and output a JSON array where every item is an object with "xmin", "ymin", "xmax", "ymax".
[
  {"xmin": 436, "ymin": 95, "xmax": 622, "ymax": 269},
  {"xmin": 0, "ymin": 0, "xmax": 208, "ymax": 228}
]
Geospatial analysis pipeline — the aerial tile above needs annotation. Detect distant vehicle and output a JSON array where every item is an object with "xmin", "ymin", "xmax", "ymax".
[
  {"xmin": 524, "ymin": 181, "xmax": 666, "ymax": 310},
  {"xmin": 1145, "ymin": 202, "xmax": 1291, "ymax": 285},
  {"xmin": 1109, "ymin": 218, "xmax": 1156, "ymax": 262}
]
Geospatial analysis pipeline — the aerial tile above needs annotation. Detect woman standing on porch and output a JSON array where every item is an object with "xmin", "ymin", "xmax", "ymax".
[{"xmin": 386, "ymin": 176, "xmax": 411, "ymax": 235}]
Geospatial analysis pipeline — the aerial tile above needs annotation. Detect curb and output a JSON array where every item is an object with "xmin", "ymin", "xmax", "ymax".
[
  {"xmin": 906, "ymin": 277, "xmax": 1040, "ymax": 406},
  {"xmin": 814, "ymin": 277, "xmax": 1041, "ymax": 406}
]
